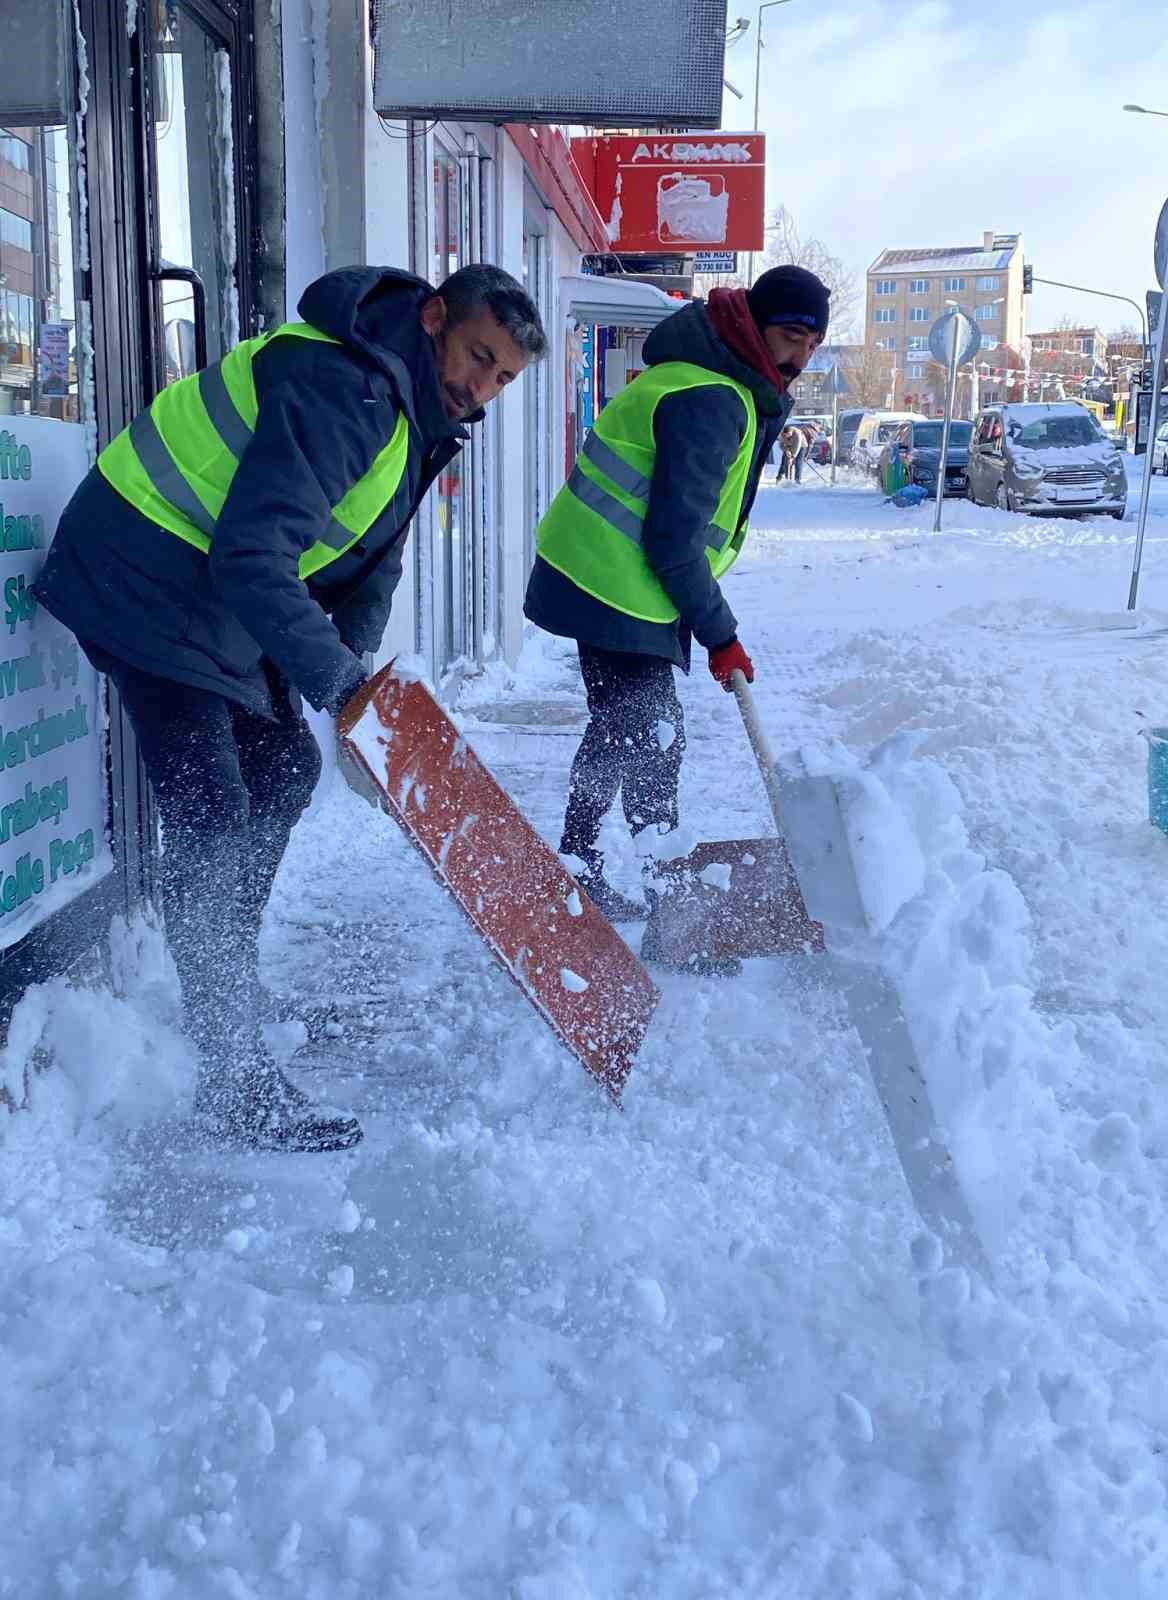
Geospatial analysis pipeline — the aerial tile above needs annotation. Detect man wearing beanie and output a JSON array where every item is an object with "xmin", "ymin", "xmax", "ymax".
[{"xmin": 525, "ymin": 264, "xmax": 829, "ymax": 923}]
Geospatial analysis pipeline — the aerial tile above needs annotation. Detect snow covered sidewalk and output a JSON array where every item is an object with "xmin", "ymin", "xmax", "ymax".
[{"xmin": 6, "ymin": 472, "xmax": 1168, "ymax": 1596}]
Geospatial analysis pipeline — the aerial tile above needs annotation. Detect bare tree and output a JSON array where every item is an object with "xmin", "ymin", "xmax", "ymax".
[
  {"xmin": 846, "ymin": 344, "xmax": 895, "ymax": 408},
  {"xmin": 760, "ymin": 206, "xmax": 860, "ymax": 339}
]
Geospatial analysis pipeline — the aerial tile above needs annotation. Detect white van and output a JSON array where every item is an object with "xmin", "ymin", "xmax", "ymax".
[{"xmin": 851, "ymin": 410, "xmax": 928, "ymax": 476}]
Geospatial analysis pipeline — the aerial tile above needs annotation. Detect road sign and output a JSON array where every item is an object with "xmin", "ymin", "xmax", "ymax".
[
  {"xmin": 929, "ymin": 310, "xmax": 979, "ymax": 534},
  {"xmin": 1155, "ymin": 197, "xmax": 1168, "ymax": 290},
  {"xmin": 927, "ymin": 308, "xmax": 981, "ymax": 369},
  {"xmin": 694, "ymin": 251, "xmax": 737, "ymax": 273},
  {"xmin": 824, "ymin": 362, "xmax": 849, "ymax": 396}
]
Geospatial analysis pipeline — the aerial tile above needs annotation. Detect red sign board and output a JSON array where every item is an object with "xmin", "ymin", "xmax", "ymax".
[{"xmin": 571, "ymin": 132, "xmax": 766, "ymax": 254}]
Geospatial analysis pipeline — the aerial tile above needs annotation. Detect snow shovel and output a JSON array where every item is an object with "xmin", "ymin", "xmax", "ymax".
[
  {"xmin": 337, "ymin": 664, "xmax": 658, "ymax": 1101},
  {"xmin": 641, "ymin": 672, "xmax": 825, "ymax": 969},
  {"xmin": 643, "ymin": 674, "xmax": 987, "ymax": 1267}
]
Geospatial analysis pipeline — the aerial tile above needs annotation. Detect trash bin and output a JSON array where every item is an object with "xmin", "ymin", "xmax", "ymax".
[{"xmin": 1146, "ymin": 726, "xmax": 1168, "ymax": 832}]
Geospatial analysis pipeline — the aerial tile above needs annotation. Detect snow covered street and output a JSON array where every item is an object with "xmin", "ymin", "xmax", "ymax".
[{"xmin": 8, "ymin": 466, "xmax": 1168, "ymax": 1597}]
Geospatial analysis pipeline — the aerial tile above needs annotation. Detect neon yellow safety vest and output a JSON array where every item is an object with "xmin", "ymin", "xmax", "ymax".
[
  {"xmin": 97, "ymin": 323, "xmax": 412, "ymax": 581},
  {"xmin": 536, "ymin": 360, "xmax": 757, "ymax": 623}
]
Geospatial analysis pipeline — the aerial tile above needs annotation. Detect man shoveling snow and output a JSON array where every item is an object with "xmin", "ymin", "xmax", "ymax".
[{"xmin": 524, "ymin": 264, "xmax": 829, "ymax": 923}]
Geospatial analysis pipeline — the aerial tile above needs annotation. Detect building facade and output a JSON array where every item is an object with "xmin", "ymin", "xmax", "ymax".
[
  {"xmin": 786, "ymin": 343, "xmax": 863, "ymax": 416},
  {"xmin": 864, "ymin": 231, "xmax": 1027, "ymax": 412}
]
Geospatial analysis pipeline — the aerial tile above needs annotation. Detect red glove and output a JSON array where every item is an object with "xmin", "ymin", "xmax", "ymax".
[{"xmin": 708, "ymin": 638, "xmax": 754, "ymax": 692}]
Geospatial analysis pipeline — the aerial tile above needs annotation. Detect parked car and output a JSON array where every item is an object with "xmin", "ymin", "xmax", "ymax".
[
  {"xmin": 852, "ymin": 411, "xmax": 928, "ymax": 476},
  {"xmin": 1151, "ymin": 419, "xmax": 1168, "ymax": 475},
  {"xmin": 876, "ymin": 419, "xmax": 973, "ymax": 497},
  {"xmin": 966, "ymin": 402, "xmax": 1127, "ymax": 518},
  {"xmin": 835, "ymin": 407, "xmax": 868, "ymax": 465}
]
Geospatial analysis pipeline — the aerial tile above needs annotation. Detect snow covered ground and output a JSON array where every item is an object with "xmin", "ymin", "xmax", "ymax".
[{"xmin": 7, "ymin": 464, "xmax": 1168, "ymax": 1597}]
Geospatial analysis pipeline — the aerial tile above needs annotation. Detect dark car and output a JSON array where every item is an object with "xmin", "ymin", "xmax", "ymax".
[{"xmin": 877, "ymin": 419, "xmax": 973, "ymax": 497}]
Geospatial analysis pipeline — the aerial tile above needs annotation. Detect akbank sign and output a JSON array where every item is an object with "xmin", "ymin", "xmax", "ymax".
[{"xmin": 571, "ymin": 132, "xmax": 766, "ymax": 254}]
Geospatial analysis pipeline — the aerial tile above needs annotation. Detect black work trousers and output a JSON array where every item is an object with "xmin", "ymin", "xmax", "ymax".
[
  {"xmin": 560, "ymin": 644, "xmax": 686, "ymax": 871},
  {"xmin": 105, "ymin": 658, "xmax": 322, "ymax": 1074}
]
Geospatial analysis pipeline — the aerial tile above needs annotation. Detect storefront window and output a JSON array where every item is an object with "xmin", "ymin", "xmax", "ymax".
[
  {"xmin": 431, "ymin": 147, "xmax": 461, "ymax": 288},
  {"xmin": 432, "ymin": 140, "xmax": 467, "ymax": 666},
  {"xmin": 521, "ymin": 215, "xmax": 547, "ymax": 573},
  {"xmin": 0, "ymin": 123, "xmax": 79, "ymax": 422},
  {"xmin": 151, "ymin": 5, "xmax": 239, "ymax": 378}
]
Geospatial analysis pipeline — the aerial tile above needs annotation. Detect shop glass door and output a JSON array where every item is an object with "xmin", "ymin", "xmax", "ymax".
[{"xmin": 146, "ymin": 0, "xmax": 244, "ymax": 387}]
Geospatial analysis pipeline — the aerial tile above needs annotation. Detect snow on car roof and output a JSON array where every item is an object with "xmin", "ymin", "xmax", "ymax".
[{"xmin": 998, "ymin": 402, "xmax": 1099, "ymax": 422}]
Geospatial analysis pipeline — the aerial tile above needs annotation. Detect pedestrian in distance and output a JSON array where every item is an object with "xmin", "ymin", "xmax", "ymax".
[
  {"xmin": 36, "ymin": 264, "xmax": 547, "ymax": 1152},
  {"xmin": 524, "ymin": 263, "xmax": 829, "ymax": 923},
  {"xmin": 779, "ymin": 423, "xmax": 807, "ymax": 484}
]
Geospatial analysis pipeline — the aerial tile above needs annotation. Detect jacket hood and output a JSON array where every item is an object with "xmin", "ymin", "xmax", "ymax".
[
  {"xmin": 297, "ymin": 267, "xmax": 481, "ymax": 439},
  {"xmin": 642, "ymin": 300, "xmax": 787, "ymax": 417},
  {"xmin": 297, "ymin": 267, "xmax": 432, "ymax": 370}
]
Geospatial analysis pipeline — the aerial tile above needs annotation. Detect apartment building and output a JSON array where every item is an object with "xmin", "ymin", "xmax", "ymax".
[
  {"xmin": 864, "ymin": 231, "xmax": 1026, "ymax": 410},
  {"xmin": 1030, "ymin": 326, "xmax": 1107, "ymax": 366}
]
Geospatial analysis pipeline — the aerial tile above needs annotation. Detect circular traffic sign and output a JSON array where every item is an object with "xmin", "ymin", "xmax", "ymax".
[
  {"xmin": 928, "ymin": 308, "xmax": 981, "ymax": 368},
  {"xmin": 1155, "ymin": 197, "xmax": 1168, "ymax": 291}
]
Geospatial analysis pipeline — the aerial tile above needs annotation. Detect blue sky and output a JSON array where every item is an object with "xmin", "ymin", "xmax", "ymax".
[{"xmin": 730, "ymin": 0, "xmax": 1168, "ymax": 340}]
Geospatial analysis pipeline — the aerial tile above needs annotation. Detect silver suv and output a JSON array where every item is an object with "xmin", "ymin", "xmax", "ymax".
[{"xmin": 967, "ymin": 402, "xmax": 1127, "ymax": 518}]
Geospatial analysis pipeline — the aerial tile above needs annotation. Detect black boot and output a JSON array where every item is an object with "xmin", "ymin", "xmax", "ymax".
[
  {"xmin": 194, "ymin": 1056, "xmax": 363, "ymax": 1152},
  {"xmin": 578, "ymin": 869, "xmax": 647, "ymax": 924}
]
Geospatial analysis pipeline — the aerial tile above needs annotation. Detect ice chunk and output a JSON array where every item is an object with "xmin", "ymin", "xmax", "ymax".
[
  {"xmin": 655, "ymin": 718, "xmax": 677, "ymax": 752},
  {"xmin": 326, "ymin": 1265, "xmax": 355, "ymax": 1299},
  {"xmin": 836, "ymin": 1392, "xmax": 874, "ymax": 1443},
  {"xmin": 560, "ymin": 968, "xmax": 589, "ymax": 994},
  {"xmin": 664, "ymin": 1458, "xmax": 699, "ymax": 1511},
  {"xmin": 628, "ymin": 1276, "xmax": 667, "ymax": 1325},
  {"xmin": 698, "ymin": 862, "xmax": 732, "ymax": 892}
]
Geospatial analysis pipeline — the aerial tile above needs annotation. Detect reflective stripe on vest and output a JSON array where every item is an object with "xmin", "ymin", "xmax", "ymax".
[
  {"xmin": 97, "ymin": 322, "xmax": 412, "ymax": 581},
  {"xmin": 535, "ymin": 361, "xmax": 757, "ymax": 624}
]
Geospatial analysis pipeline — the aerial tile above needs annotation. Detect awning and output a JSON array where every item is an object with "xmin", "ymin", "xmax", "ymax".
[{"xmin": 560, "ymin": 275, "xmax": 681, "ymax": 331}]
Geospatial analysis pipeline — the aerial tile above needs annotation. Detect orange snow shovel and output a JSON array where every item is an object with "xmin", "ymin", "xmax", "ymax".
[
  {"xmin": 337, "ymin": 664, "xmax": 658, "ymax": 1101},
  {"xmin": 642, "ymin": 671, "xmax": 824, "ymax": 969}
]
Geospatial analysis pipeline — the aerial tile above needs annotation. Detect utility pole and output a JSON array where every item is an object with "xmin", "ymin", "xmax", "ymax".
[{"xmin": 745, "ymin": 0, "xmax": 795, "ymax": 287}]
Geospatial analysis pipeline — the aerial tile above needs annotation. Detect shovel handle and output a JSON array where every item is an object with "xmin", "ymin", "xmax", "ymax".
[{"xmin": 730, "ymin": 669, "xmax": 786, "ymax": 835}]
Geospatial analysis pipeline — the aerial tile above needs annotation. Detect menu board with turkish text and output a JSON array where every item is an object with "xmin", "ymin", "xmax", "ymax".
[{"xmin": 0, "ymin": 417, "xmax": 111, "ymax": 950}]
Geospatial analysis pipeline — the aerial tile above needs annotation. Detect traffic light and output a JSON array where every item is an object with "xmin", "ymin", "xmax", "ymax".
[{"xmin": 1023, "ymin": 264, "xmax": 1033, "ymax": 294}]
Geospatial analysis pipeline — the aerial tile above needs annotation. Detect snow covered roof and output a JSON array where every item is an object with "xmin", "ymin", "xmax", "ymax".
[
  {"xmin": 802, "ymin": 343, "xmax": 863, "ymax": 374},
  {"xmin": 871, "ymin": 240, "xmax": 1020, "ymax": 276}
]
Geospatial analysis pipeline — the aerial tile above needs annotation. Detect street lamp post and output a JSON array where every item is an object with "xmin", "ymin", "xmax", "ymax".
[
  {"xmin": 969, "ymin": 297, "xmax": 1004, "ymax": 417},
  {"xmin": 1125, "ymin": 103, "xmax": 1168, "ymax": 120},
  {"xmin": 745, "ymin": 0, "xmax": 795, "ymax": 286}
]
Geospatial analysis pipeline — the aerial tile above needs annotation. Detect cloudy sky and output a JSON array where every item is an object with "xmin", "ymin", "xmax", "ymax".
[{"xmin": 732, "ymin": 0, "xmax": 1168, "ymax": 341}]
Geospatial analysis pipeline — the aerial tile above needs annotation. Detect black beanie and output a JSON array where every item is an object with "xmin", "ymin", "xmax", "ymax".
[{"xmin": 747, "ymin": 264, "xmax": 830, "ymax": 339}]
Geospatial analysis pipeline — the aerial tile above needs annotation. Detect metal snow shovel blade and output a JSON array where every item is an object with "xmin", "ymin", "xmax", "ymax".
[
  {"xmin": 642, "ymin": 675, "xmax": 825, "ymax": 967},
  {"xmin": 773, "ymin": 741, "xmax": 988, "ymax": 1274},
  {"xmin": 337, "ymin": 664, "xmax": 658, "ymax": 1102},
  {"xmin": 647, "ymin": 672, "xmax": 986, "ymax": 1269}
]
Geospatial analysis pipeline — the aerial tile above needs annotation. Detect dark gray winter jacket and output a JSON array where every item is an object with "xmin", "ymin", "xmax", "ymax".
[
  {"xmin": 524, "ymin": 299, "xmax": 791, "ymax": 668},
  {"xmin": 35, "ymin": 268, "xmax": 476, "ymax": 716}
]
